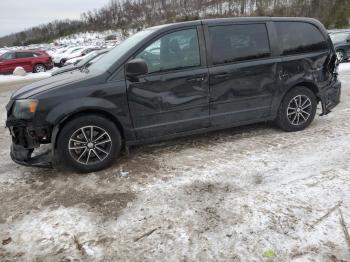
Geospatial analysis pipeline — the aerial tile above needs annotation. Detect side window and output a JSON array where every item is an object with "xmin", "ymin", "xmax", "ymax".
[
  {"xmin": 136, "ymin": 29, "xmax": 200, "ymax": 74},
  {"xmin": 209, "ymin": 24, "xmax": 271, "ymax": 65},
  {"xmin": 16, "ymin": 52, "xmax": 33, "ymax": 58},
  {"xmin": 275, "ymin": 22, "xmax": 329, "ymax": 55},
  {"xmin": 1, "ymin": 52, "xmax": 15, "ymax": 60}
]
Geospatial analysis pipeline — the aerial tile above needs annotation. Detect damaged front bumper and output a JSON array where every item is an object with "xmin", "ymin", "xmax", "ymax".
[
  {"xmin": 11, "ymin": 144, "xmax": 52, "ymax": 168},
  {"xmin": 319, "ymin": 78, "xmax": 341, "ymax": 116},
  {"xmin": 7, "ymin": 121, "xmax": 53, "ymax": 168}
]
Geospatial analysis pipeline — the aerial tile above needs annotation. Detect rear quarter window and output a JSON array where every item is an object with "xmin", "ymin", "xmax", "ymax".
[
  {"xmin": 275, "ymin": 22, "xmax": 329, "ymax": 55},
  {"xmin": 16, "ymin": 52, "xmax": 36, "ymax": 58},
  {"xmin": 209, "ymin": 23, "xmax": 271, "ymax": 65}
]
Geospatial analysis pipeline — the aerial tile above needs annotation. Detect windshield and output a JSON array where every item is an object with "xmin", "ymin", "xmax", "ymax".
[
  {"xmin": 330, "ymin": 33, "xmax": 349, "ymax": 43},
  {"xmin": 89, "ymin": 29, "xmax": 155, "ymax": 72}
]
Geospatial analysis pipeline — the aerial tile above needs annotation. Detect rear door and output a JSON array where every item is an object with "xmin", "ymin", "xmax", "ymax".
[
  {"xmin": 126, "ymin": 27, "xmax": 210, "ymax": 139},
  {"xmin": 206, "ymin": 22, "xmax": 280, "ymax": 126},
  {"xmin": 15, "ymin": 52, "xmax": 35, "ymax": 72}
]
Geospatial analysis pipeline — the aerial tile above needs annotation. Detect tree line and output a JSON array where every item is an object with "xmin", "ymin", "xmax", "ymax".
[{"xmin": 1, "ymin": 0, "xmax": 349, "ymax": 47}]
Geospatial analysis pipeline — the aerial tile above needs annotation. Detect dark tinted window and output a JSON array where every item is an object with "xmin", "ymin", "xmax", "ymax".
[
  {"xmin": 16, "ymin": 52, "xmax": 36, "ymax": 58},
  {"xmin": 276, "ymin": 22, "xmax": 328, "ymax": 55},
  {"xmin": 209, "ymin": 24, "xmax": 271, "ymax": 65},
  {"xmin": 136, "ymin": 29, "xmax": 200, "ymax": 73}
]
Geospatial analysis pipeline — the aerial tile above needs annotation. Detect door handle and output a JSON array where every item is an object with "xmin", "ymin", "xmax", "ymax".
[
  {"xmin": 214, "ymin": 73, "xmax": 231, "ymax": 79},
  {"xmin": 186, "ymin": 76, "xmax": 205, "ymax": 83}
]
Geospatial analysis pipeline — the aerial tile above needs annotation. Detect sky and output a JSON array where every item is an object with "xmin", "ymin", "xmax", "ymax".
[{"xmin": 0, "ymin": 0, "xmax": 110, "ymax": 37}]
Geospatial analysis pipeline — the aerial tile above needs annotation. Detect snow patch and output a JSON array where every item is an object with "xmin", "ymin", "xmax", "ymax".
[
  {"xmin": 339, "ymin": 62, "xmax": 350, "ymax": 73},
  {"xmin": 0, "ymin": 71, "xmax": 52, "ymax": 84}
]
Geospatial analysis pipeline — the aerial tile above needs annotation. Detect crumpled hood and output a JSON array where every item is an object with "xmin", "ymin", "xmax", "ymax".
[{"xmin": 11, "ymin": 71, "xmax": 95, "ymax": 99}]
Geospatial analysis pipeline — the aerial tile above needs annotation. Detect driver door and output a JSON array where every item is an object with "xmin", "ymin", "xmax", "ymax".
[
  {"xmin": 0, "ymin": 52, "xmax": 16, "ymax": 74},
  {"xmin": 126, "ymin": 27, "xmax": 210, "ymax": 139}
]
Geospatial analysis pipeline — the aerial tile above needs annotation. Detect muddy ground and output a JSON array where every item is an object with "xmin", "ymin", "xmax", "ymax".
[{"xmin": 1, "ymin": 68, "xmax": 350, "ymax": 261}]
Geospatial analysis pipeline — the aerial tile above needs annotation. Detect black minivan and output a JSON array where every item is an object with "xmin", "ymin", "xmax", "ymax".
[{"xmin": 6, "ymin": 17, "xmax": 341, "ymax": 172}]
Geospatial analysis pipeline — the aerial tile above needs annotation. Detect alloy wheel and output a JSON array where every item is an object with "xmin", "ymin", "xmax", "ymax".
[
  {"xmin": 68, "ymin": 126, "xmax": 112, "ymax": 165},
  {"xmin": 35, "ymin": 65, "xmax": 46, "ymax": 73},
  {"xmin": 287, "ymin": 95, "xmax": 312, "ymax": 126}
]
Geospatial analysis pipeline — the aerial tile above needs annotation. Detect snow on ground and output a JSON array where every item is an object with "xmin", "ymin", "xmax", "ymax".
[
  {"xmin": 0, "ymin": 64, "xmax": 350, "ymax": 261},
  {"xmin": 0, "ymin": 71, "xmax": 52, "ymax": 84},
  {"xmin": 339, "ymin": 61, "xmax": 350, "ymax": 73}
]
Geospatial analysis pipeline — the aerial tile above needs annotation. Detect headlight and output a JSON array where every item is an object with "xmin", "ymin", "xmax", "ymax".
[{"xmin": 12, "ymin": 99, "xmax": 39, "ymax": 119}]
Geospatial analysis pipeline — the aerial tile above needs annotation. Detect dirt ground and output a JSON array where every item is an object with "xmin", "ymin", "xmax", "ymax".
[{"xmin": 1, "ymin": 67, "xmax": 350, "ymax": 261}]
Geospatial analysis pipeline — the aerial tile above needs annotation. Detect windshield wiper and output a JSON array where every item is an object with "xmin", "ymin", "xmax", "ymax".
[{"xmin": 80, "ymin": 65, "xmax": 90, "ymax": 74}]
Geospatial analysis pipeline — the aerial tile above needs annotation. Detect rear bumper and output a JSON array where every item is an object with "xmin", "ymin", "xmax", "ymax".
[
  {"xmin": 45, "ymin": 62, "xmax": 54, "ymax": 70},
  {"xmin": 319, "ymin": 79, "xmax": 341, "ymax": 115}
]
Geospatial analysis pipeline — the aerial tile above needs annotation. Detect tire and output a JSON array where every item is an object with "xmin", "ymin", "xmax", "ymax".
[
  {"xmin": 59, "ymin": 59, "xmax": 66, "ymax": 67},
  {"xmin": 57, "ymin": 115, "xmax": 122, "ymax": 172},
  {"xmin": 276, "ymin": 86, "xmax": 317, "ymax": 132},
  {"xmin": 33, "ymin": 64, "xmax": 46, "ymax": 73},
  {"xmin": 336, "ymin": 50, "xmax": 345, "ymax": 63}
]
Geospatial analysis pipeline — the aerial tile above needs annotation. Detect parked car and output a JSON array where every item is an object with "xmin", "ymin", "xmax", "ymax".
[
  {"xmin": 0, "ymin": 50, "xmax": 53, "ymax": 74},
  {"xmin": 52, "ymin": 49, "xmax": 110, "ymax": 76},
  {"xmin": 330, "ymin": 31, "xmax": 350, "ymax": 62},
  {"xmin": 6, "ymin": 17, "xmax": 341, "ymax": 172},
  {"xmin": 53, "ymin": 46, "xmax": 100, "ymax": 67}
]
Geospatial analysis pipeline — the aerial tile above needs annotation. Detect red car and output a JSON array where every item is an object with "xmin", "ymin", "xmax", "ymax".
[{"xmin": 0, "ymin": 50, "xmax": 53, "ymax": 74}]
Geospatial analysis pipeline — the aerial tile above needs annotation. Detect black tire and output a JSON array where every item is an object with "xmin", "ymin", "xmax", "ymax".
[
  {"xmin": 276, "ymin": 86, "xmax": 317, "ymax": 132},
  {"xmin": 57, "ymin": 115, "xmax": 122, "ymax": 172},
  {"xmin": 33, "ymin": 64, "xmax": 46, "ymax": 73},
  {"xmin": 59, "ymin": 59, "xmax": 66, "ymax": 67}
]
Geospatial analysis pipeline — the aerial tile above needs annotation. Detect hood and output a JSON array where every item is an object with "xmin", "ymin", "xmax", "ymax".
[{"xmin": 11, "ymin": 70, "xmax": 96, "ymax": 99}]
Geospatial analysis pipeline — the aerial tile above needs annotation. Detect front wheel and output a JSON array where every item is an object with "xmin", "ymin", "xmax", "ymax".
[
  {"xmin": 276, "ymin": 86, "xmax": 317, "ymax": 132},
  {"xmin": 57, "ymin": 115, "xmax": 122, "ymax": 172}
]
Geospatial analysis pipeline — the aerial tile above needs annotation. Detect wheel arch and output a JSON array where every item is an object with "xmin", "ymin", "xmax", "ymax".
[
  {"xmin": 272, "ymin": 81, "xmax": 320, "ymax": 118},
  {"xmin": 51, "ymin": 108, "xmax": 126, "ymax": 150},
  {"xmin": 32, "ymin": 63, "xmax": 45, "ymax": 73}
]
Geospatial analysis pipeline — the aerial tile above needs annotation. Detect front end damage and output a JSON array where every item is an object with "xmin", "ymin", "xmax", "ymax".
[{"xmin": 6, "ymin": 111, "xmax": 53, "ymax": 168}]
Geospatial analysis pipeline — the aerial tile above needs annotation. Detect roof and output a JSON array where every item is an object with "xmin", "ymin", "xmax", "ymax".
[
  {"xmin": 145, "ymin": 16, "xmax": 327, "ymax": 38},
  {"xmin": 148, "ymin": 16, "xmax": 323, "ymax": 29}
]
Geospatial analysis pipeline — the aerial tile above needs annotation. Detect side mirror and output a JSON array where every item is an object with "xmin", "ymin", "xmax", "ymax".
[
  {"xmin": 347, "ymin": 39, "xmax": 350, "ymax": 43},
  {"xmin": 125, "ymin": 58, "xmax": 148, "ymax": 78}
]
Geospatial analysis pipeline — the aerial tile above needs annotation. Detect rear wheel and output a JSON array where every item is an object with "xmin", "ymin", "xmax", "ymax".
[
  {"xmin": 276, "ymin": 86, "xmax": 317, "ymax": 132},
  {"xmin": 57, "ymin": 115, "xmax": 122, "ymax": 172},
  {"xmin": 59, "ymin": 59, "xmax": 66, "ymax": 67},
  {"xmin": 33, "ymin": 64, "xmax": 46, "ymax": 73}
]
